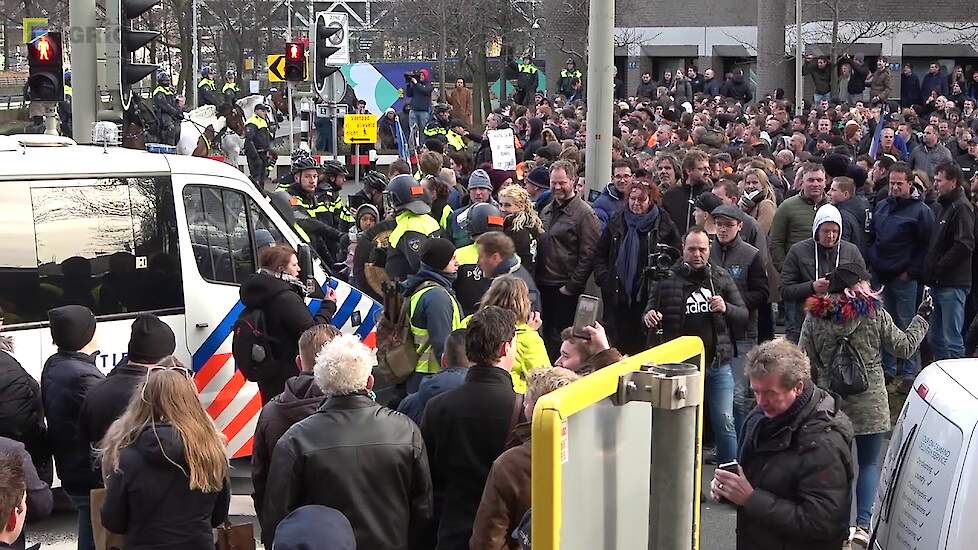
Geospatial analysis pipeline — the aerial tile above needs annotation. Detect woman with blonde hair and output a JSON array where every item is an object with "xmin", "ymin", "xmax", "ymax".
[
  {"xmin": 461, "ymin": 276, "xmax": 549, "ymax": 393},
  {"xmin": 99, "ymin": 357, "xmax": 230, "ymax": 550},
  {"xmin": 740, "ymin": 167, "xmax": 778, "ymax": 233},
  {"xmin": 498, "ymin": 184, "xmax": 545, "ymax": 272}
]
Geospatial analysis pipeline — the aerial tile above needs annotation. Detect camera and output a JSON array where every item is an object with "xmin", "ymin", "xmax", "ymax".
[
  {"xmin": 644, "ymin": 243, "xmax": 680, "ymax": 282},
  {"xmin": 404, "ymin": 71, "xmax": 421, "ymax": 82}
]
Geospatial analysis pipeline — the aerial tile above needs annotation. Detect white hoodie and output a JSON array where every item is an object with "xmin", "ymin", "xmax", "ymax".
[{"xmin": 813, "ymin": 204, "xmax": 843, "ymax": 276}]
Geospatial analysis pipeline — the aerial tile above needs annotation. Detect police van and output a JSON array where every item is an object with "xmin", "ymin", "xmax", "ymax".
[
  {"xmin": 0, "ymin": 134, "xmax": 379, "ymax": 459},
  {"xmin": 871, "ymin": 359, "xmax": 978, "ymax": 549}
]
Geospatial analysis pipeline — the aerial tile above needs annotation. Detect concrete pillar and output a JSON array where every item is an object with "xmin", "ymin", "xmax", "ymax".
[{"xmin": 756, "ymin": 0, "xmax": 788, "ymax": 100}]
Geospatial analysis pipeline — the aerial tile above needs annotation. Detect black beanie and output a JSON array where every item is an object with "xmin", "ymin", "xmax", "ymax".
[
  {"xmin": 127, "ymin": 313, "xmax": 176, "ymax": 364},
  {"xmin": 47, "ymin": 305, "xmax": 96, "ymax": 352},
  {"xmin": 694, "ymin": 191, "xmax": 723, "ymax": 214},
  {"xmin": 420, "ymin": 238, "xmax": 456, "ymax": 272},
  {"xmin": 271, "ymin": 505, "xmax": 355, "ymax": 550},
  {"xmin": 828, "ymin": 262, "xmax": 871, "ymax": 294}
]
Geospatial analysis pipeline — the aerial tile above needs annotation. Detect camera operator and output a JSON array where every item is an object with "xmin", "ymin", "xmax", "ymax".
[
  {"xmin": 643, "ymin": 226, "xmax": 747, "ymax": 464},
  {"xmin": 593, "ymin": 181, "xmax": 681, "ymax": 354},
  {"xmin": 405, "ymin": 69, "xmax": 434, "ymax": 145}
]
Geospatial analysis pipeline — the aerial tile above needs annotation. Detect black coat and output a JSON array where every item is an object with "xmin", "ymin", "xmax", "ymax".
[
  {"xmin": 661, "ymin": 182, "xmax": 709, "ymax": 234},
  {"xmin": 0, "ymin": 349, "xmax": 51, "ymax": 484},
  {"xmin": 41, "ymin": 351, "xmax": 105, "ymax": 493},
  {"xmin": 593, "ymin": 208, "xmax": 681, "ymax": 307},
  {"xmin": 737, "ymin": 385, "xmax": 854, "ymax": 550},
  {"xmin": 262, "ymin": 394, "xmax": 433, "ymax": 550},
  {"xmin": 421, "ymin": 366, "xmax": 521, "ymax": 550},
  {"xmin": 924, "ymin": 186, "xmax": 976, "ymax": 288},
  {"xmin": 251, "ymin": 372, "xmax": 324, "ymax": 522},
  {"xmin": 80, "ymin": 361, "xmax": 147, "ymax": 456},
  {"xmin": 101, "ymin": 425, "xmax": 230, "ymax": 550}
]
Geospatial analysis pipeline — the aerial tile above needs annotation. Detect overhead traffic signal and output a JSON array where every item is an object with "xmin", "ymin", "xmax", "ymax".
[
  {"xmin": 313, "ymin": 12, "xmax": 344, "ymax": 96},
  {"xmin": 27, "ymin": 32, "xmax": 64, "ymax": 102},
  {"xmin": 284, "ymin": 42, "xmax": 306, "ymax": 81},
  {"xmin": 106, "ymin": 0, "xmax": 161, "ymax": 110}
]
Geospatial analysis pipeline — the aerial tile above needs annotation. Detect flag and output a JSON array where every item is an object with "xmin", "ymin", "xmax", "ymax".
[
  {"xmin": 867, "ymin": 103, "xmax": 891, "ymax": 159},
  {"xmin": 394, "ymin": 119, "xmax": 410, "ymax": 161}
]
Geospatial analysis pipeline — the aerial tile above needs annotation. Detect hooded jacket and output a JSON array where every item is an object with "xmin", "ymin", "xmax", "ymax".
[
  {"xmin": 404, "ymin": 266, "xmax": 463, "ymax": 368},
  {"xmin": 769, "ymin": 192, "xmax": 829, "ymax": 270},
  {"xmin": 924, "ymin": 186, "xmax": 976, "ymax": 287},
  {"xmin": 523, "ymin": 118, "xmax": 544, "ymax": 160},
  {"xmin": 720, "ymin": 73, "xmax": 752, "ymax": 103},
  {"xmin": 868, "ymin": 193, "xmax": 936, "ymax": 282},
  {"xmin": 101, "ymin": 424, "xmax": 231, "ymax": 550}
]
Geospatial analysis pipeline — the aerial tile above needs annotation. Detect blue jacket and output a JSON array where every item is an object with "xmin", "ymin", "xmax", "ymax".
[
  {"xmin": 901, "ymin": 73, "xmax": 922, "ymax": 106},
  {"xmin": 402, "ymin": 266, "xmax": 460, "ymax": 367},
  {"xmin": 867, "ymin": 195, "xmax": 935, "ymax": 282},
  {"xmin": 396, "ymin": 367, "xmax": 467, "ymax": 425},
  {"xmin": 405, "ymin": 80, "xmax": 434, "ymax": 113},
  {"xmin": 533, "ymin": 190, "xmax": 552, "ymax": 212},
  {"xmin": 920, "ymin": 73, "xmax": 948, "ymax": 100},
  {"xmin": 592, "ymin": 184, "xmax": 624, "ymax": 230}
]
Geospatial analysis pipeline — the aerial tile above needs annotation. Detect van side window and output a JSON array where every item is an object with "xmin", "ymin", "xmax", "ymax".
[
  {"xmin": 0, "ymin": 177, "xmax": 183, "ymax": 326},
  {"xmin": 183, "ymin": 186, "xmax": 284, "ymax": 285}
]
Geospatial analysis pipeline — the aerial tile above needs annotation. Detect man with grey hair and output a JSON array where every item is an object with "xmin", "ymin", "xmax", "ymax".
[
  {"xmin": 261, "ymin": 333, "xmax": 433, "ymax": 550},
  {"xmin": 712, "ymin": 339, "xmax": 854, "ymax": 550}
]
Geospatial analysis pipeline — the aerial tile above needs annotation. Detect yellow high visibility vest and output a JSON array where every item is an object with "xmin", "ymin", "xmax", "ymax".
[
  {"xmin": 389, "ymin": 211, "xmax": 441, "ymax": 247},
  {"xmin": 409, "ymin": 284, "xmax": 462, "ymax": 373}
]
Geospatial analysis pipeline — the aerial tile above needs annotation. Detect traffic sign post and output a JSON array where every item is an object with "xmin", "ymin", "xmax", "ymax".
[{"xmin": 344, "ymin": 113, "xmax": 376, "ymax": 189}]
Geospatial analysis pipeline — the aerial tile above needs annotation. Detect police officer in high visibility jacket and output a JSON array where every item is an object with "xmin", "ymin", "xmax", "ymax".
[
  {"xmin": 244, "ymin": 104, "xmax": 273, "ymax": 188},
  {"xmin": 386, "ymin": 174, "xmax": 444, "ymax": 281},
  {"xmin": 222, "ymin": 69, "xmax": 240, "ymax": 108},
  {"xmin": 153, "ymin": 72, "xmax": 183, "ymax": 145},
  {"xmin": 283, "ymin": 154, "xmax": 346, "ymax": 263},
  {"xmin": 557, "ymin": 58, "xmax": 583, "ymax": 99},
  {"xmin": 315, "ymin": 160, "xmax": 356, "ymax": 233},
  {"xmin": 509, "ymin": 55, "xmax": 539, "ymax": 106},
  {"xmin": 402, "ymin": 237, "xmax": 463, "ymax": 389},
  {"xmin": 198, "ymin": 66, "xmax": 220, "ymax": 107},
  {"xmin": 423, "ymin": 104, "xmax": 466, "ymax": 152},
  {"xmin": 453, "ymin": 202, "xmax": 506, "ymax": 315},
  {"xmin": 58, "ymin": 70, "xmax": 72, "ymax": 139}
]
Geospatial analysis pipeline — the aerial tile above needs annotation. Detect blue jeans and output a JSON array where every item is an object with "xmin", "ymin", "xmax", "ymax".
[
  {"xmin": 881, "ymin": 278, "xmax": 920, "ymax": 380},
  {"xmin": 705, "ymin": 363, "xmax": 738, "ymax": 464},
  {"xmin": 69, "ymin": 491, "xmax": 95, "ymax": 550},
  {"xmin": 409, "ymin": 110, "xmax": 430, "ymax": 147},
  {"xmin": 814, "ymin": 92, "xmax": 832, "ymax": 103},
  {"xmin": 731, "ymin": 341, "xmax": 755, "ymax": 442},
  {"xmin": 784, "ymin": 301, "xmax": 801, "ymax": 344},
  {"xmin": 928, "ymin": 287, "xmax": 969, "ymax": 360},
  {"xmin": 855, "ymin": 433, "xmax": 885, "ymax": 528}
]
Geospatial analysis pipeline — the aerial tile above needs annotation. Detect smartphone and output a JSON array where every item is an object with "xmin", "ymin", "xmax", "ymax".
[
  {"xmin": 922, "ymin": 285, "xmax": 932, "ymax": 302},
  {"xmin": 718, "ymin": 460, "xmax": 739, "ymax": 474},
  {"xmin": 572, "ymin": 294, "xmax": 601, "ymax": 339}
]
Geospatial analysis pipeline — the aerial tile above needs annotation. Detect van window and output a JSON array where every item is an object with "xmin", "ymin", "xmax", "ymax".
[
  {"xmin": 182, "ymin": 185, "xmax": 284, "ymax": 285},
  {"xmin": 0, "ymin": 177, "xmax": 183, "ymax": 326}
]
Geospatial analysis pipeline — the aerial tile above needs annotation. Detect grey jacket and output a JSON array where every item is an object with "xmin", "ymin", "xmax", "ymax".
[
  {"xmin": 711, "ymin": 236, "xmax": 768, "ymax": 340},
  {"xmin": 908, "ymin": 142, "xmax": 953, "ymax": 178}
]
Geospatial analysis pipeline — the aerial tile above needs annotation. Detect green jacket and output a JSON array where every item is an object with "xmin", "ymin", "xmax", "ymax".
[
  {"xmin": 798, "ymin": 295, "xmax": 928, "ymax": 435},
  {"xmin": 769, "ymin": 194, "xmax": 827, "ymax": 270}
]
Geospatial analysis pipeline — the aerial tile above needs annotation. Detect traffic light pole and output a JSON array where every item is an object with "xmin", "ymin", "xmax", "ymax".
[
  {"xmin": 584, "ymin": 0, "xmax": 613, "ymax": 195},
  {"xmin": 70, "ymin": 0, "xmax": 97, "ymax": 143}
]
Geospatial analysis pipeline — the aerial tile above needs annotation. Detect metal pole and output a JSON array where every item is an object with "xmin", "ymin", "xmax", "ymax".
[
  {"xmin": 331, "ymin": 104, "xmax": 338, "ymax": 160},
  {"xmin": 192, "ymin": 0, "xmax": 199, "ymax": 107},
  {"xmin": 584, "ymin": 0, "xmax": 614, "ymax": 195},
  {"xmin": 288, "ymin": 82, "xmax": 294, "ymax": 154},
  {"xmin": 795, "ymin": 0, "xmax": 803, "ymax": 115},
  {"xmin": 70, "ymin": 0, "xmax": 97, "ymax": 143},
  {"xmin": 354, "ymin": 143, "xmax": 360, "ymax": 187}
]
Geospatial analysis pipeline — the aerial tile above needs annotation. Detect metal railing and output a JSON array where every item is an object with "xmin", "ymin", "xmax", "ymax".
[{"xmin": 0, "ymin": 87, "xmax": 152, "ymax": 111}]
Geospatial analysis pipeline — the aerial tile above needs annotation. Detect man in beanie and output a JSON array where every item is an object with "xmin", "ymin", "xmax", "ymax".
[
  {"xmin": 522, "ymin": 165, "xmax": 552, "ymax": 211},
  {"xmin": 80, "ymin": 313, "xmax": 176, "ymax": 450},
  {"xmin": 402, "ymin": 238, "xmax": 464, "ymax": 393},
  {"xmin": 271, "ymin": 505, "xmax": 356, "ymax": 550},
  {"xmin": 41, "ymin": 305, "xmax": 103, "ymax": 550},
  {"xmin": 446, "ymin": 168, "xmax": 498, "ymax": 247}
]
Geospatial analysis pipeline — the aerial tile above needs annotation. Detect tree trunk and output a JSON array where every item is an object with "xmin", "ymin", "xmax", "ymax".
[
  {"xmin": 475, "ymin": 36, "xmax": 491, "ymax": 126},
  {"xmin": 830, "ymin": 1, "xmax": 839, "ymax": 97}
]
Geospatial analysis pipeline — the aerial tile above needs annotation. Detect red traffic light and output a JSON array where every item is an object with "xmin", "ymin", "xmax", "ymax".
[
  {"xmin": 29, "ymin": 34, "xmax": 59, "ymax": 66},
  {"xmin": 287, "ymin": 42, "xmax": 304, "ymax": 60}
]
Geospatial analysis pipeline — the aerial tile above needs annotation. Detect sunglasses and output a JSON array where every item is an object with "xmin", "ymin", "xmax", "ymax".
[{"xmin": 147, "ymin": 365, "xmax": 192, "ymax": 379}]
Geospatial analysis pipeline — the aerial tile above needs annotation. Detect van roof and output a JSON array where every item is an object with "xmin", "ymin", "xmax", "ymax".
[
  {"xmin": 933, "ymin": 359, "xmax": 978, "ymax": 399},
  {"xmin": 0, "ymin": 138, "xmax": 247, "ymax": 181}
]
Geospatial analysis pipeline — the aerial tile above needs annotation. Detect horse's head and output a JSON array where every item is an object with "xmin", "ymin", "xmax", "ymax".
[
  {"xmin": 270, "ymin": 91, "xmax": 289, "ymax": 115},
  {"xmin": 227, "ymin": 105, "xmax": 246, "ymax": 136}
]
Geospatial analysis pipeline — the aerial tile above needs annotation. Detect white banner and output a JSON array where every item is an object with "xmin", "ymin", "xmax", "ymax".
[{"xmin": 488, "ymin": 128, "xmax": 516, "ymax": 170}]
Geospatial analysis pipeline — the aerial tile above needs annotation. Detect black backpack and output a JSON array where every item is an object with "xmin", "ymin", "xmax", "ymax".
[
  {"xmin": 232, "ymin": 296, "xmax": 285, "ymax": 382},
  {"xmin": 822, "ymin": 321, "xmax": 869, "ymax": 397}
]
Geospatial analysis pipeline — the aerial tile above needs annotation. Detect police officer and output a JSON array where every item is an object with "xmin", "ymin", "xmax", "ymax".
[
  {"xmin": 58, "ymin": 70, "xmax": 72, "ymax": 139},
  {"xmin": 316, "ymin": 160, "xmax": 356, "ymax": 234},
  {"xmin": 353, "ymin": 170, "xmax": 389, "ymax": 212},
  {"xmin": 453, "ymin": 202, "xmax": 505, "ymax": 315},
  {"xmin": 510, "ymin": 55, "xmax": 540, "ymax": 107},
  {"xmin": 197, "ymin": 67, "xmax": 220, "ymax": 107},
  {"xmin": 385, "ymin": 174, "xmax": 444, "ymax": 281},
  {"xmin": 423, "ymin": 104, "xmax": 466, "ymax": 151},
  {"xmin": 153, "ymin": 72, "xmax": 183, "ymax": 145},
  {"xmin": 557, "ymin": 58, "xmax": 583, "ymax": 99},
  {"xmin": 283, "ymin": 154, "xmax": 346, "ymax": 264},
  {"xmin": 222, "ymin": 69, "xmax": 240, "ymax": 108},
  {"xmin": 244, "ymin": 104, "xmax": 273, "ymax": 189}
]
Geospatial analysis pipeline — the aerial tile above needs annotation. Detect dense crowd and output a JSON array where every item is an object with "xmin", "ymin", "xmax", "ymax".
[{"xmin": 1, "ymin": 59, "xmax": 978, "ymax": 550}]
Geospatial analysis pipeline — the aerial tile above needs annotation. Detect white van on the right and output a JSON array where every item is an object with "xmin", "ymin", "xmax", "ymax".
[{"xmin": 871, "ymin": 359, "xmax": 978, "ymax": 549}]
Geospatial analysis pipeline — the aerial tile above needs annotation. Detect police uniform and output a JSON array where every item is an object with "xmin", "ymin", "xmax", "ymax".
[
  {"xmin": 451, "ymin": 204, "xmax": 505, "ymax": 314},
  {"xmin": 387, "ymin": 211, "xmax": 443, "ymax": 281},
  {"xmin": 198, "ymin": 77, "xmax": 219, "ymax": 107},
  {"xmin": 244, "ymin": 112, "xmax": 272, "ymax": 186},
  {"xmin": 222, "ymin": 81, "xmax": 240, "ymax": 108},
  {"xmin": 152, "ymin": 83, "xmax": 182, "ymax": 145},
  {"xmin": 511, "ymin": 59, "xmax": 540, "ymax": 106},
  {"xmin": 422, "ymin": 117, "xmax": 466, "ymax": 151},
  {"xmin": 557, "ymin": 66, "xmax": 583, "ymax": 98}
]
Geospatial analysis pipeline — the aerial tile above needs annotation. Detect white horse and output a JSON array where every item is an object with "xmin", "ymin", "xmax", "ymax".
[
  {"xmin": 221, "ymin": 94, "xmax": 279, "ymax": 168},
  {"xmin": 175, "ymin": 104, "xmax": 227, "ymax": 156}
]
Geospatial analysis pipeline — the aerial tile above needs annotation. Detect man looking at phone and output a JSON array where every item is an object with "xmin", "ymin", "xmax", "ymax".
[
  {"xmin": 643, "ymin": 227, "xmax": 747, "ymax": 464},
  {"xmin": 712, "ymin": 339, "xmax": 854, "ymax": 550}
]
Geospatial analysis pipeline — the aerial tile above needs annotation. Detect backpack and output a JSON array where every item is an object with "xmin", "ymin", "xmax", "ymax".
[
  {"xmin": 375, "ymin": 281, "xmax": 438, "ymax": 384},
  {"xmin": 822, "ymin": 321, "xmax": 869, "ymax": 397},
  {"xmin": 231, "ymin": 295, "xmax": 285, "ymax": 382}
]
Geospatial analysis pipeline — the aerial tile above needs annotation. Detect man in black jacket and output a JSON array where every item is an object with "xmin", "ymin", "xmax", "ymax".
[
  {"xmin": 42, "ymin": 305, "xmax": 104, "ymax": 550},
  {"xmin": 251, "ymin": 324, "xmax": 339, "ymax": 524},
  {"xmin": 0, "ymin": 452, "xmax": 29, "ymax": 549},
  {"xmin": 644, "ymin": 227, "xmax": 747, "ymax": 464},
  {"xmin": 0, "ymin": 316, "xmax": 50, "ymax": 486},
  {"xmin": 421, "ymin": 306, "xmax": 522, "ymax": 550},
  {"xmin": 925, "ymin": 162, "xmax": 976, "ymax": 360},
  {"xmin": 712, "ymin": 339, "xmax": 854, "ymax": 550},
  {"xmin": 662, "ymin": 150, "xmax": 711, "ymax": 233},
  {"xmin": 262, "ymin": 333, "xmax": 432, "ymax": 550}
]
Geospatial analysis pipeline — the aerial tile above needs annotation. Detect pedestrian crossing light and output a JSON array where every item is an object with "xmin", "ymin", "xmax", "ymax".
[
  {"xmin": 27, "ymin": 32, "xmax": 64, "ymax": 102},
  {"xmin": 284, "ymin": 42, "xmax": 306, "ymax": 81},
  {"xmin": 106, "ymin": 0, "xmax": 161, "ymax": 111},
  {"xmin": 313, "ymin": 12, "xmax": 343, "ymax": 96}
]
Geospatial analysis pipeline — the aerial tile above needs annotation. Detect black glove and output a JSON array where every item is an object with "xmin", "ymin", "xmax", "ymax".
[{"xmin": 917, "ymin": 295, "xmax": 934, "ymax": 319}]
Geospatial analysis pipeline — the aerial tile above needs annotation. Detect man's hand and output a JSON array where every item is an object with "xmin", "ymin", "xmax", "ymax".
[
  {"xmin": 558, "ymin": 286, "xmax": 573, "ymax": 296},
  {"xmin": 324, "ymin": 287, "xmax": 337, "ymax": 303},
  {"xmin": 643, "ymin": 309, "xmax": 663, "ymax": 328},
  {"xmin": 709, "ymin": 295, "xmax": 726, "ymax": 314},
  {"xmin": 713, "ymin": 466, "xmax": 754, "ymax": 507},
  {"xmin": 583, "ymin": 322, "xmax": 611, "ymax": 355},
  {"xmin": 812, "ymin": 278, "xmax": 830, "ymax": 294},
  {"xmin": 527, "ymin": 311, "xmax": 543, "ymax": 331}
]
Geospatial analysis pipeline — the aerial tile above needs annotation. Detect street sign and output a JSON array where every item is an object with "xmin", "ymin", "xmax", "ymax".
[
  {"xmin": 318, "ymin": 13, "xmax": 350, "ymax": 65},
  {"xmin": 344, "ymin": 114, "xmax": 377, "ymax": 144},
  {"xmin": 316, "ymin": 103, "xmax": 348, "ymax": 118},
  {"xmin": 267, "ymin": 55, "xmax": 285, "ymax": 82}
]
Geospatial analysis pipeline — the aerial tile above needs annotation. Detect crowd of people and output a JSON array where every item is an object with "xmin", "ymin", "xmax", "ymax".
[{"xmin": 2, "ymin": 58, "xmax": 978, "ymax": 550}]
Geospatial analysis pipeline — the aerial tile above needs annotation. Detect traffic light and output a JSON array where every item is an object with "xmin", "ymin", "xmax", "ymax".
[
  {"xmin": 313, "ymin": 12, "xmax": 343, "ymax": 96},
  {"xmin": 106, "ymin": 0, "xmax": 161, "ymax": 110},
  {"xmin": 284, "ymin": 42, "xmax": 306, "ymax": 81},
  {"xmin": 27, "ymin": 32, "xmax": 64, "ymax": 102}
]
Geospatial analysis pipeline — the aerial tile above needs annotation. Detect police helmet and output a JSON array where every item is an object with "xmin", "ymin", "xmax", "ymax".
[
  {"xmin": 433, "ymin": 104, "xmax": 451, "ymax": 116},
  {"xmin": 388, "ymin": 174, "xmax": 431, "ymax": 215},
  {"xmin": 290, "ymin": 154, "xmax": 320, "ymax": 176},
  {"xmin": 321, "ymin": 159, "xmax": 349, "ymax": 177},
  {"xmin": 201, "ymin": 66, "xmax": 211, "ymax": 76},
  {"xmin": 467, "ymin": 202, "xmax": 505, "ymax": 237},
  {"xmin": 361, "ymin": 171, "xmax": 389, "ymax": 194},
  {"xmin": 63, "ymin": 70, "xmax": 71, "ymax": 83},
  {"xmin": 157, "ymin": 71, "xmax": 171, "ymax": 83},
  {"xmin": 226, "ymin": 68, "xmax": 236, "ymax": 76}
]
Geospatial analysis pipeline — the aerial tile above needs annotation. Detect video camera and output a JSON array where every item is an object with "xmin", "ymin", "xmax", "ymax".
[
  {"xmin": 404, "ymin": 71, "xmax": 422, "ymax": 83},
  {"xmin": 643, "ymin": 243, "xmax": 681, "ymax": 282}
]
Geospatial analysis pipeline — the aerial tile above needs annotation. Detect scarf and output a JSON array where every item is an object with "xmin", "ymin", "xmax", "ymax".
[
  {"xmin": 742, "ymin": 381, "xmax": 816, "ymax": 458},
  {"xmin": 804, "ymin": 293, "xmax": 880, "ymax": 323},
  {"xmin": 259, "ymin": 268, "xmax": 308, "ymax": 296},
  {"xmin": 615, "ymin": 207, "xmax": 659, "ymax": 302}
]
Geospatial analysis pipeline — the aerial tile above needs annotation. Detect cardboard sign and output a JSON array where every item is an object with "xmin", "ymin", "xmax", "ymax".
[{"xmin": 487, "ymin": 128, "xmax": 516, "ymax": 170}]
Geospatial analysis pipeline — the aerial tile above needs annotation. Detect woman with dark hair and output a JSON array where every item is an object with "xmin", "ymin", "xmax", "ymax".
[
  {"xmin": 522, "ymin": 118, "xmax": 544, "ymax": 161},
  {"xmin": 593, "ymin": 182, "xmax": 681, "ymax": 354}
]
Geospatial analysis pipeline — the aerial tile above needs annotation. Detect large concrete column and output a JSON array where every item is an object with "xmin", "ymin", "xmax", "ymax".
[
  {"xmin": 756, "ymin": 0, "xmax": 787, "ymax": 100},
  {"xmin": 70, "ymin": 0, "xmax": 98, "ymax": 143},
  {"xmin": 584, "ymin": 0, "xmax": 614, "ymax": 194}
]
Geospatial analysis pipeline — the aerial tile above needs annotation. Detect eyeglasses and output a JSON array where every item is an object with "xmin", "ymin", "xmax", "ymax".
[{"xmin": 146, "ymin": 365, "xmax": 193, "ymax": 379}]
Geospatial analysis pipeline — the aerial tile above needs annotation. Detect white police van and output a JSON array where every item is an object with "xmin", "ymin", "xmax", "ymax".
[
  {"xmin": 0, "ymin": 134, "xmax": 379, "ymax": 458},
  {"xmin": 871, "ymin": 359, "xmax": 978, "ymax": 549}
]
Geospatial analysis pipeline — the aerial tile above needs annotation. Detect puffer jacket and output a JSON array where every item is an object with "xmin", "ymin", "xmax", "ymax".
[
  {"xmin": 737, "ymin": 383, "xmax": 854, "ymax": 550},
  {"xmin": 867, "ymin": 194, "xmax": 935, "ymax": 282},
  {"xmin": 591, "ymin": 184, "xmax": 624, "ymax": 229},
  {"xmin": 799, "ymin": 294, "xmax": 928, "ymax": 435},
  {"xmin": 924, "ymin": 186, "xmax": 975, "ymax": 288},
  {"xmin": 537, "ymin": 194, "xmax": 600, "ymax": 294},
  {"xmin": 0, "ymin": 347, "xmax": 51, "ymax": 483}
]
